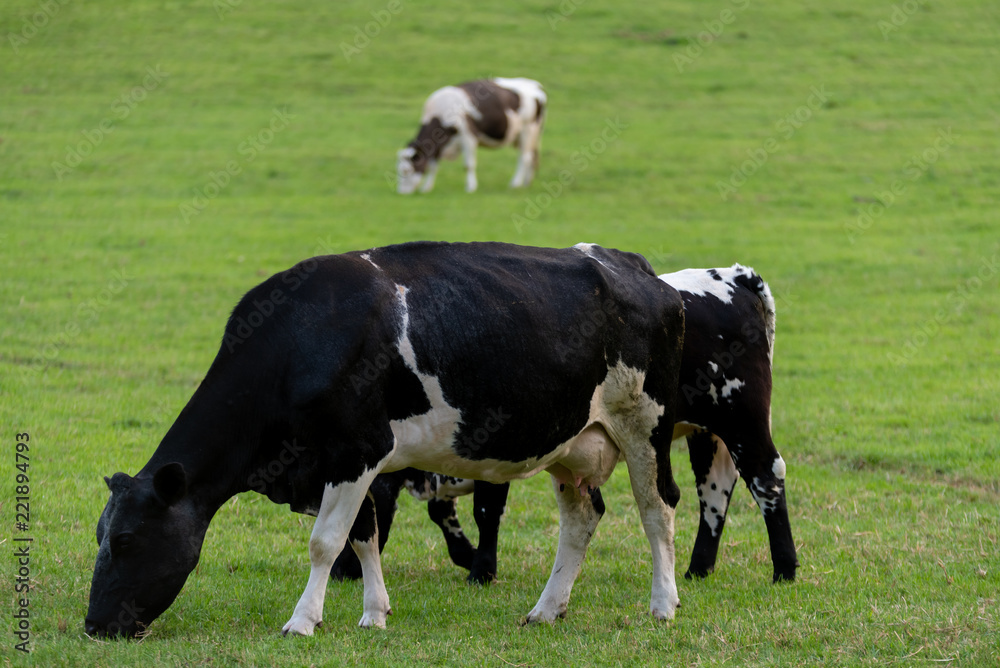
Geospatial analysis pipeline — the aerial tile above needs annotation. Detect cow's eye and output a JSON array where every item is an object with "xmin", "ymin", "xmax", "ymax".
[{"xmin": 112, "ymin": 533, "xmax": 135, "ymax": 554}]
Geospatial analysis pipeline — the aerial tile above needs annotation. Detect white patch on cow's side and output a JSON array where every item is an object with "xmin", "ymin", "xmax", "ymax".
[
  {"xmin": 720, "ymin": 376, "xmax": 745, "ymax": 399},
  {"xmin": 708, "ymin": 361, "xmax": 719, "ymax": 374},
  {"xmin": 697, "ymin": 435, "xmax": 739, "ymax": 537},
  {"xmin": 707, "ymin": 383, "xmax": 719, "ymax": 405},
  {"xmin": 659, "ymin": 268, "xmax": 736, "ymax": 304},
  {"xmin": 360, "ymin": 253, "xmax": 381, "ymax": 270},
  {"xmin": 284, "ymin": 453, "xmax": 393, "ymax": 635},
  {"xmin": 388, "ymin": 284, "xmax": 464, "ymax": 464}
]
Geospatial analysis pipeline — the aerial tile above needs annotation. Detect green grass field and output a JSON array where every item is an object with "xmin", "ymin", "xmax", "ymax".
[{"xmin": 2, "ymin": 0, "xmax": 998, "ymax": 665}]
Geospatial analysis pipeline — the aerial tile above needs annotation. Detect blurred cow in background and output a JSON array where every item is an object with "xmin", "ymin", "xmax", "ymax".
[{"xmin": 396, "ymin": 78, "xmax": 546, "ymax": 194}]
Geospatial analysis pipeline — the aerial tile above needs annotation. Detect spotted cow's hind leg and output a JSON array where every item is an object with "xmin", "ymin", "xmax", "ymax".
[
  {"xmin": 727, "ymin": 435, "xmax": 798, "ymax": 582},
  {"xmin": 685, "ymin": 432, "xmax": 739, "ymax": 579},
  {"xmin": 428, "ymin": 497, "xmax": 476, "ymax": 571},
  {"xmin": 467, "ymin": 481, "xmax": 510, "ymax": 584}
]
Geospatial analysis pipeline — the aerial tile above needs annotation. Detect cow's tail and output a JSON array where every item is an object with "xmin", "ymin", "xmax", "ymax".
[{"xmin": 731, "ymin": 264, "xmax": 776, "ymax": 360}]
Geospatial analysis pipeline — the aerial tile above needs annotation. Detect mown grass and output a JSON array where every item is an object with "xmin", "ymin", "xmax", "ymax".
[{"xmin": 2, "ymin": 0, "xmax": 998, "ymax": 665}]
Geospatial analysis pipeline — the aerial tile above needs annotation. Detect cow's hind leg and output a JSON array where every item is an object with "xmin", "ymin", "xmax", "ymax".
[
  {"xmin": 726, "ymin": 432, "xmax": 798, "ymax": 582},
  {"xmin": 283, "ymin": 463, "xmax": 390, "ymax": 635},
  {"xmin": 624, "ymin": 439, "xmax": 681, "ymax": 620},
  {"xmin": 467, "ymin": 481, "xmax": 509, "ymax": 584},
  {"xmin": 526, "ymin": 481, "xmax": 604, "ymax": 622},
  {"xmin": 428, "ymin": 497, "xmax": 476, "ymax": 571},
  {"xmin": 685, "ymin": 432, "xmax": 739, "ymax": 579}
]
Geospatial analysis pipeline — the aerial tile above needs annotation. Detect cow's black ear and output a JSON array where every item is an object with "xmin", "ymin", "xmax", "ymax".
[
  {"xmin": 104, "ymin": 476, "xmax": 112, "ymax": 489},
  {"xmin": 153, "ymin": 462, "xmax": 188, "ymax": 506}
]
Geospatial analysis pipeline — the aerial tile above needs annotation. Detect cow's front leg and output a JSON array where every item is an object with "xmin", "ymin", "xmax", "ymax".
[
  {"xmin": 526, "ymin": 481, "xmax": 604, "ymax": 622},
  {"xmin": 283, "ymin": 469, "xmax": 385, "ymax": 635},
  {"xmin": 419, "ymin": 160, "xmax": 440, "ymax": 193},
  {"xmin": 510, "ymin": 126, "xmax": 541, "ymax": 188},
  {"xmin": 461, "ymin": 134, "xmax": 478, "ymax": 192},
  {"xmin": 351, "ymin": 493, "xmax": 392, "ymax": 628}
]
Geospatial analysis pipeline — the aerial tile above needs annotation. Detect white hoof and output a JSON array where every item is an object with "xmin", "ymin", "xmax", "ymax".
[
  {"xmin": 525, "ymin": 604, "xmax": 565, "ymax": 624},
  {"xmin": 282, "ymin": 615, "xmax": 321, "ymax": 636},
  {"xmin": 358, "ymin": 609, "xmax": 390, "ymax": 629},
  {"xmin": 651, "ymin": 598, "xmax": 679, "ymax": 621}
]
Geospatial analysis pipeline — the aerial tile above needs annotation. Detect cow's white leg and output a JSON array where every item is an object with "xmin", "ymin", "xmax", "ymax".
[
  {"xmin": 511, "ymin": 122, "xmax": 541, "ymax": 188},
  {"xmin": 283, "ymin": 470, "xmax": 385, "ymax": 636},
  {"xmin": 419, "ymin": 160, "xmax": 439, "ymax": 193},
  {"xmin": 461, "ymin": 133, "xmax": 478, "ymax": 193},
  {"xmin": 526, "ymin": 476, "xmax": 603, "ymax": 622},
  {"xmin": 624, "ymin": 452, "xmax": 680, "ymax": 620},
  {"xmin": 353, "ymin": 531, "xmax": 392, "ymax": 628}
]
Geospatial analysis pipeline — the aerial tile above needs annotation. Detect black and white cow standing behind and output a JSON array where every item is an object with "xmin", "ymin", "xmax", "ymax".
[
  {"xmin": 331, "ymin": 264, "xmax": 798, "ymax": 586},
  {"xmin": 86, "ymin": 241, "xmax": 685, "ymax": 637},
  {"xmin": 396, "ymin": 78, "xmax": 546, "ymax": 194}
]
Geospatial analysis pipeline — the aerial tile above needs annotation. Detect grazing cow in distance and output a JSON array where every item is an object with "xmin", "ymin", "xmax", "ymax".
[
  {"xmin": 86, "ymin": 241, "xmax": 685, "ymax": 638},
  {"xmin": 396, "ymin": 78, "xmax": 546, "ymax": 194},
  {"xmin": 332, "ymin": 265, "xmax": 798, "ymax": 587}
]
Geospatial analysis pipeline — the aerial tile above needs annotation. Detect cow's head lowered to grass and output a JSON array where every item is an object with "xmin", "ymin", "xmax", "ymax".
[{"xmin": 85, "ymin": 463, "xmax": 205, "ymax": 638}]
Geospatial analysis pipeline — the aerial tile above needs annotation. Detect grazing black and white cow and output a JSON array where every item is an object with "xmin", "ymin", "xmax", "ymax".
[
  {"xmin": 86, "ymin": 241, "xmax": 685, "ymax": 638},
  {"xmin": 331, "ymin": 265, "xmax": 798, "ymax": 586},
  {"xmin": 396, "ymin": 78, "xmax": 546, "ymax": 194}
]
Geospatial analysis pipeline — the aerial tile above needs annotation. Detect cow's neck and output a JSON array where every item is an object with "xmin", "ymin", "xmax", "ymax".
[{"xmin": 137, "ymin": 370, "xmax": 284, "ymax": 520}]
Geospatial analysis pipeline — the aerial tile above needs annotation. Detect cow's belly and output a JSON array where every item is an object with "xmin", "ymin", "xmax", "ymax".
[
  {"xmin": 386, "ymin": 417, "xmax": 620, "ymax": 485},
  {"xmin": 384, "ymin": 360, "xmax": 659, "ymax": 486}
]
